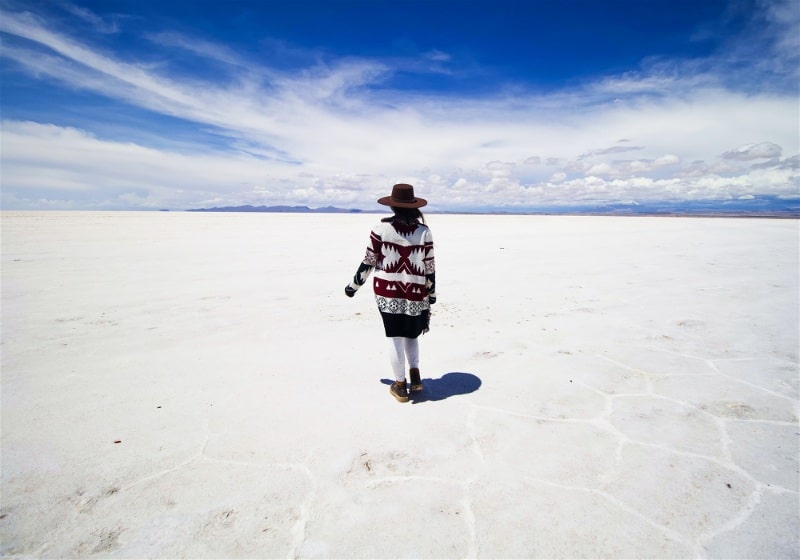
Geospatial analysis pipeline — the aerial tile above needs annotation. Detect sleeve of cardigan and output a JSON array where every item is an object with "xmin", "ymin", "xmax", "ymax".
[
  {"xmin": 424, "ymin": 227, "xmax": 436, "ymax": 303},
  {"xmin": 346, "ymin": 227, "xmax": 381, "ymax": 294},
  {"xmin": 346, "ymin": 262, "xmax": 374, "ymax": 294}
]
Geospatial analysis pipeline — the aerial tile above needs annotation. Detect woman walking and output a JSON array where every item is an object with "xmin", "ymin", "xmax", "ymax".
[{"xmin": 345, "ymin": 184, "xmax": 436, "ymax": 402}]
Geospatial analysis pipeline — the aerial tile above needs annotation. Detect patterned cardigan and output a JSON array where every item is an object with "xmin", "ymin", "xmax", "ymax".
[{"xmin": 346, "ymin": 218, "xmax": 436, "ymax": 314}]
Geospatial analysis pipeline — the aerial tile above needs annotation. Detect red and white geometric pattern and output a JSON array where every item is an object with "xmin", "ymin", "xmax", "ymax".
[{"xmin": 365, "ymin": 220, "xmax": 435, "ymax": 316}]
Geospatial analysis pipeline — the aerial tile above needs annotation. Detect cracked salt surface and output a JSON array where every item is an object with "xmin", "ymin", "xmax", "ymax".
[{"xmin": 1, "ymin": 212, "xmax": 797, "ymax": 558}]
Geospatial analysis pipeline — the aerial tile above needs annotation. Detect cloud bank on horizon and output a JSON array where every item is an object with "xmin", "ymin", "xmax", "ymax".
[{"xmin": 0, "ymin": 0, "xmax": 798, "ymax": 211}]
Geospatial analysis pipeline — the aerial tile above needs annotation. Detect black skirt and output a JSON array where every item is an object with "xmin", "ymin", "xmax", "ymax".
[{"xmin": 380, "ymin": 310, "xmax": 430, "ymax": 338}]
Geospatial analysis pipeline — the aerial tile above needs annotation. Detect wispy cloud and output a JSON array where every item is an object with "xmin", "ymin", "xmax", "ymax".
[
  {"xmin": 0, "ymin": 0, "xmax": 797, "ymax": 210},
  {"xmin": 579, "ymin": 145, "xmax": 646, "ymax": 159},
  {"xmin": 60, "ymin": 1, "xmax": 119, "ymax": 34},
  {"xmin": 144, "ymin": 31, "xmax": 252, "ymax": 69}
]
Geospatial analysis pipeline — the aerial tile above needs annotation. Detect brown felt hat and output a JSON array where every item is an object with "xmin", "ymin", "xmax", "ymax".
[{"xmin": 377, "ymin": 183, "xmax": 427, "ymax": 208}]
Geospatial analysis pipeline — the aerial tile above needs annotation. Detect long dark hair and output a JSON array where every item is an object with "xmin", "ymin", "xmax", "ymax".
[{"xmin": 390, "ymin": 206, "xmax": 426, "ymax": 224}]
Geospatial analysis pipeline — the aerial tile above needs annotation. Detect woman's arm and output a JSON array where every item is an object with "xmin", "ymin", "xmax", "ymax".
[
  {"xmin": 345, "ymin": 262, "xmax": 374, "ymax": 297},
  {"xmin": 345, "ymin": 227, "xmax": 381, "ymax": 297}
]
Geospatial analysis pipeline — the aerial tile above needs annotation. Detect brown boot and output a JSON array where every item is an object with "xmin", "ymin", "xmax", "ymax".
[
  {"xmin": 390, "ymin": 380, "xmax": 409, "ymax": 402},
  {"xmin": 409, "ymin": 368, "xmax": 423, "ymax": 392}
]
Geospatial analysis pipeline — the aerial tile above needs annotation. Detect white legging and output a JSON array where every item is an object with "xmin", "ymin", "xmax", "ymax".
[{"xmin": 389, "ymin": 337, "xmax": 419, "ymax": 382}]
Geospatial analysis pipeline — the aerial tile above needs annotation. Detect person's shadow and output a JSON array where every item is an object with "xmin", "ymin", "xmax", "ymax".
[{"xmin": 380, "ymin": 372, "xmax": 482, "ymax": 404}]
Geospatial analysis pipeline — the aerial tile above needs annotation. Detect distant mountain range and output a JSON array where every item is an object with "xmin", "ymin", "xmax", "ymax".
[
  {"xmin": 525, "ymin": 197, "xmax": 800, "ymax": 218},
  {"xmin": 186, "ymin": 196, "xmax": 799, "ymax": 217},
  {"xmin": 187, "ymin": 205, "xmax": 364, "ymax": 213}
]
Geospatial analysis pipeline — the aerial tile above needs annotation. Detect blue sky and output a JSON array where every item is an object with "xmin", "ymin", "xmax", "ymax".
[{"xmin": 0, "ymin": 0, "xmax": 798, "ymax": 211}]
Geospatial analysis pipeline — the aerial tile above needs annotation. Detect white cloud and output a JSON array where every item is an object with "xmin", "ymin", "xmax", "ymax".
[
  {"xmin": 654, "ymin": 154, "xmax": 680, "ymax": 166},
  {"xmin": 722, "ymin": 141, "xmax": 783, "ymax": 161}
]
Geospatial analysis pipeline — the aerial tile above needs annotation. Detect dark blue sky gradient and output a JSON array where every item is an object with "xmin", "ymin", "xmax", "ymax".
[{"xmin": 70, "ymin": 0, "xmax": 741, "ymax": 88}]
